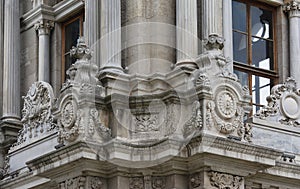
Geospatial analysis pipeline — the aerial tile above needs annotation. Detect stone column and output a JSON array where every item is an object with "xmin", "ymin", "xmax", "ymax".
[
  {"xmin": 85, "ymin": 0, "xmax": 101, "ymax": 66},
  {"xmin": 0, "ymin": 0, "xmax": 4, "ymax": 118},
  {"xmin": 35, "ymin": 20, "xmax": 54, "ymax": 82},
  {"xmin": 2, "ymin": 0, "xmax": 21, "ymax": 122},
  {"xmin": 202, "ymin": 0, "xmax": 218, "ymax": 38},
  {"xmin": 100, "ymin": 0, "xmax": 123, "ymax": 72},
  {"xmin": 175, "ymin": 0, "xmax": 198, "ymax": 69},
  {"xmin": 284, "ymin": 1, "xmax": 300, "ymax": 87},
  {"xmin": 223, "ymin": 0, "xmax": 233, "ymax": 72}
]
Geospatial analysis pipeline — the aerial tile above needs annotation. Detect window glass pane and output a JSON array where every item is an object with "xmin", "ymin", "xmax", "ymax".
[
  {"xmin": 252, "ymin": 75, "xmax": 271, "ymax": 113},
  {"xmin": 233, "ymin": 31, "xmax": 248, "ymax": 64},
  {"xmin": 64, "ymin": 18, "xmax": 80, "ymax": 75},
  {"xmin": 251, "ymin": 38, "xmax": 273, "ymax": 70},
  {"xmin": 232, "ymin": 1, "xmax": 247, "ymax": 32},
  {"xmin": 234, "ymin": 70, "xmax": 249, "ymax": 87},
  {"xmin": 251, "ymin": 6, "xmax": 273, "ymax": 39}
]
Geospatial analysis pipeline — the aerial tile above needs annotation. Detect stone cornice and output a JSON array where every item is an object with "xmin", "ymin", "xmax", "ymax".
[
  {"xmin": 21, "ymin": 0, "xmax": 84, "ymax": 31},
  {"xmin": 283, "ymin": 1, "xmax": 300, "ymax": 17}
]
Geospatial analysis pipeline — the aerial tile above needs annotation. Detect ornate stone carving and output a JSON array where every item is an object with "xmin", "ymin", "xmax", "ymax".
[
  {"xmin": 12, "ymin": 82, "xmax": 56, "ymax": 147},
  {"xmin": 209, "ymin": 172, "xmax": 243, "ymax": 189},
  {"xmin": 283, "ymin": 1, "xmax": 300, "ymax": 15},
  {"xmin": 204, "ymin": 34, "xmax": 225, "ymax": 51},
  {"xmin": 255, "ymin": 78, "xmax": 300, "ymax": 127},
  {"xmin": 59, "ymin": 176, "xmax": 86, "ymax": 189},
  {"xmin": 135, "ymin": 113, "xmax": 158, "ymax": 132},
  {"xmin": 190, "ymin": 173, "xmax": 201, "ymax": 188},
  {"xmin": 90, "ymin": 177, "xmax": 103, "ymax": 189},
  {"xmin": 205, "ymin": 86, "xmax": 250, "ymax": 141},
  {"xmin": 216, "ymin": 91, "xmax": 237, "ymax": 119},
  {"xmin": 58, "ymin": 100, "xmax": 79, "ymax": 143},
  {"xmin": 59, "ymin": 176, "xmax": 102, "ymax": 189},
  {"xmin": 152, "ymin": 177, "xmax": 166, "ymax": 189},
  {"xmin": 34, "ymin": 19, "xmax": 54, "ymax": 35},
  {"xmin": 90, "ymin": 108, "xmax": 111, "ymax": 139},
  {"xmin": 70, "ymin": 37, "xmax": 92, "ymax": 60},
  {"xmin": 183, "ymin": 101, "xmax": 203, "ymax": 137},
  {"xmin": 61, "ymin": 101, "xmax": 76, "ymax": 129},
  {"xmin": 129, "ymin": 177, "xmax": 144, "ymax": 189},
  {"xmin": 0, "ymin": 156, "xmax": 10, "ymax": 179},
  {"xmin": 195, "ymin": 72, "xmax": 211, "ymax": 88},
  {"xmin": 163, "ymin": 104, "xmax": 176, "ymax": 136}
]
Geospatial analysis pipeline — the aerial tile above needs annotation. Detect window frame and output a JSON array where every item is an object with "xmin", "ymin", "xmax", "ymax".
[
  {"xmin": 61, "ymin": 13, "xmax": 84, "ymax": 82},
  {"xmin": 232, "ymin": 0, "xmax": 279, "ymax": 111}
]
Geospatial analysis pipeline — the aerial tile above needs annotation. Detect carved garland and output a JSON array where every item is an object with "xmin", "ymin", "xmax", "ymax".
[
  {"xmin": 135, "ymin": 113, "xmax": 159, "ymax": 132},
  {"xmin": 129, "ymin": 177, "xmax": 144, "ymax": 189},
  {"xmin": 190, "ymin": 173, "xmax": 201, "ymax": 188}
]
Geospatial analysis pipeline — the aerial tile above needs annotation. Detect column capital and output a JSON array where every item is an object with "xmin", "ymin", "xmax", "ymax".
[
  {"xmin": 283, "ymin": 1, "xmax": 300, "ymax": 17},
  {"xmin": 34, "ymin": 19, "xmax": 54, "ymax": 35}
]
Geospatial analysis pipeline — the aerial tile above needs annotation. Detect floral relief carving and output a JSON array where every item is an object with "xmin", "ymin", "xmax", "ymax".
[
  {"xmin": 216, "ymin": 91, "xmax": 237, "ymax": 119},
  {"xmin": 135, "ymin": 113, "xmax": 158, "ymax": 132},
  {"xmin": 209, "ymin": 172, "xmax": 243, "ymax": 189},
  {"xmin": 129, "ymin": 177, "xmax": 144, "ymax": 189},
  {"xmin": 183, "ymin": 101, "xmax": 203, "ymax": 137}
]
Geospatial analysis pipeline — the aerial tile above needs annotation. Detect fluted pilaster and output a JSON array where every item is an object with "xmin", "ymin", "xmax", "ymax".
[
  {"xmin": 202, "ymin": 0, "xmax": 217, "ymax": 38},
  {"xmin": 175, "ymin": 0, "xmax": 198, "ymax": 69},
  {"xmin": 2, "ymin": 0, "xmax": 20, "ymax": 122},
  {"xmin": 100, "ymin": 0, "xmax": 123, "ymax": 72},
  {"xmin": 223, "ymin": 0, "xmax": 233, "ymax": 72},
  {"xmin": 284, "ymin": 1, "xmax": 300, "ymax": 87},
  {"xmin": 85, "ymin": 0, "xmax": 101, "ymax": 66},
  {"xmin": 35, "ymin": 20, "xmax": 54, "ymax": 82},
  {"xmin": 0, "ymin": 0, "xmax": 4, "ymax": 118}
]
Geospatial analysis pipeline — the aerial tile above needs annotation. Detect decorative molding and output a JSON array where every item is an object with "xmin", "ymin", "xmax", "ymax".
[
  {"xmin": 58, "ymin": 176, "xmax": 102, "ymax": 189},
  {"xmin": 34, "ymin": 19, "xmax": 54, "ymax": 35},
  {"xmin": 129, "ymin": 177, "xmax": 144, "ymax": 189},
  {"xmin": 183, "ymin": 101, "xmax": 203, "ymax": 137},
  {"xmin": 190, "ymin": 173, "xmax": 201, "ymax": 188},
  {"xmin": 255, "ymin": 78, "xmax": 300, "ymax": 127},
  {"xmin": 0, "ymin": 156, "xmax": 10, "ymax": 179},
  {"xmin": 135, "ymin": 113, "xmax": 159, "ymax": 132},
  {"xmin": 209, "ymin": 171, "xmax": 243, "ymax": 189}
]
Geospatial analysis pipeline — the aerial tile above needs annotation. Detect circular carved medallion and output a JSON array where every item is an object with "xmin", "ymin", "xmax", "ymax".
[
  {"xmin": 216, "ymin": 91, "xmax": 237, "ymax": 119},
  {"xmin": 280, "ymin": 93, "xmax": 300, "ymax": 120},
  {"xmin": 61, "ymin": 101, "xmax": 76, "ymax": 128}
]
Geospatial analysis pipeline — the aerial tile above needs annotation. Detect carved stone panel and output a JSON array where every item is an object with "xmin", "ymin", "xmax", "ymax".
[{"xmin": 209, "ymin": 172, "xmax": 243, "ymax": 189}]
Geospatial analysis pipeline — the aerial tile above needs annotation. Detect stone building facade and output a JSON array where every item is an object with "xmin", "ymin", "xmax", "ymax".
[{"xmin": 0, "ymin": 0, "xmax": 300, "ymax": 188}]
